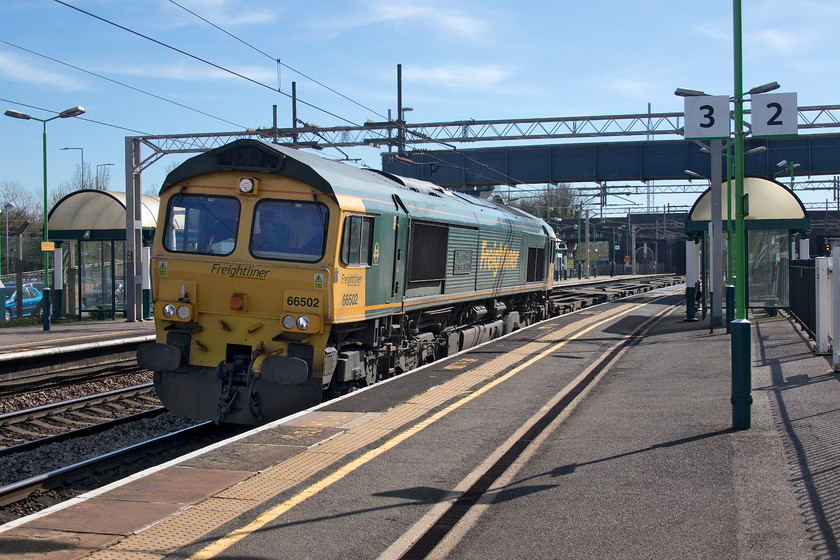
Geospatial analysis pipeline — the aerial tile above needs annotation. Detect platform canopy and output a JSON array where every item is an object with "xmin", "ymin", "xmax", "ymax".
[
  {"xmin": 685, "ymin": 177, "xmax": 809, "ymax": 234},
  {"xmin": 48, "ymin": 189, "xmax": 159, "ymax": 241}
]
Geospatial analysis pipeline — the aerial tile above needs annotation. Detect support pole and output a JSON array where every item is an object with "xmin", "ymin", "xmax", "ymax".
[
  {"xmin": 732, "ymin": 0, "xmax": 751, "ymax": 429},
  {"xmin": 710, "ymin": 140, "xmax": 724, "ymax": 327},
  {"xmin": 125, "ymin": 137, "xmax": 142, "ymax": 322},
  {"xmin": 833, "ymin": 247, "xmax": 839, "ymax": 372},
  {"xmin": 731, "ymin": 319, "xmax": 752, "ymax": 429}
]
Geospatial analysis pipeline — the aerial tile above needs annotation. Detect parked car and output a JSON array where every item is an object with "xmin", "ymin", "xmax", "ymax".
[
  {"xmin": 5, "ymin": 286, "xmax": 43, "ymax": 320},
  {"xmin": 82, "ymin": 282, "xmax": 125, "ymax": 309}
]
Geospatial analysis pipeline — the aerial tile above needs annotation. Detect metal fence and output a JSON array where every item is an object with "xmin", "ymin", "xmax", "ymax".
[
  {"xmin": 789, "ymin": 259, "xmax": 816, "ymax": 337},
  {"xmin": 2, "ymin": 237, "xmax": 127, "ymax": 320},
  {"xmin": 0, "ymin": 235, "xmax": 51, "ymax": 289}
]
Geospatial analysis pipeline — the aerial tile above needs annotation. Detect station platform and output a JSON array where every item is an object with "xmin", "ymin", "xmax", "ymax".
[
  {"xmin": 0, "ymin": 318, "xmax": 154, "ymax": 355},
  {"xmin": 1, "ymin": 285, "xmax": 837, "ymax": 559}
]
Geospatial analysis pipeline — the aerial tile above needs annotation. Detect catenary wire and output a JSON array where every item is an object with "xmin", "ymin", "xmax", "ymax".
[
  {"xmin": 53, "ymin": 0, "xmax": 361, "ymax": 127},
  {"xmin": 44, "ymin": 1, "xmax": 538, "ymax": 188},
  {"xmin": 0, "ymin": 40, "xmax": 247, "ymax": 130},
  {"xmin": 166, "ymin": 0, "xmax": 389, "ymax": 121}
]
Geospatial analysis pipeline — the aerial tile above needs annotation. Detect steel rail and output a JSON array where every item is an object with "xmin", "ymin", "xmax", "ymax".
[{"xmin": 0, "ymin": 405, "xmax": 165, "ymax": 458}]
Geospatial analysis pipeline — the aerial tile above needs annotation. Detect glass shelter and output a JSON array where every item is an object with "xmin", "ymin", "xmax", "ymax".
[
  {"xmin": 48, "ymin": 190, "xmax": 159, "ymax": 319},
  {"xmin": 685, "ymin": 177, "xmax": 809, "ymax": 313}
]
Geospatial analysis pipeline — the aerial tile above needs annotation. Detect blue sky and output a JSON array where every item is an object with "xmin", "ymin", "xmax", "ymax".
[{"xmin": 1, "ymin": 0, "xmax": 838, "ymax": 211}]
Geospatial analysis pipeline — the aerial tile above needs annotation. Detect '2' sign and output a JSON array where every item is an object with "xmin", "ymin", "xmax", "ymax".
[{"xmin": 751, "ymin": 92, "xmax": 797, "ymax": 137}]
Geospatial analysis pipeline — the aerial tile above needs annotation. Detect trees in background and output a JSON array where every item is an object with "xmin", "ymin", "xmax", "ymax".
[{"xmin": 505, "ymin": 182, "xmax": 579, "ymax": 222}]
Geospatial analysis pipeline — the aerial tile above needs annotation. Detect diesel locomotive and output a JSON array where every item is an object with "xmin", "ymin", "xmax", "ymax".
[{"xmin": 137, "ymin": 139, "xmax": 557, "ymax": 425}]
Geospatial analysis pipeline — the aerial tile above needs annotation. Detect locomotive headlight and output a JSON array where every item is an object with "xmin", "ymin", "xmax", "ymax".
[
  {"xmin": 238, "ymin": 177, "xmax": 259, "ymax": 195},
  {"xmin": 296, "ymin": 316, "xmax": 310, "ymax": 331},
  {"xmin": 162, "ymin": 304, "xmax": 176, "ymax": 318},
  {"xmin": 176, "ymin": 305, "xmax": 192, "ymax": 320},
  {"xmin": 282, "ymin": 315, "xmax": 295, "ymax": 329}
]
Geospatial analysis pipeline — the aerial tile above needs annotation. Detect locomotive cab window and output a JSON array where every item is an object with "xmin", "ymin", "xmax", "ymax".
[
  {"xmin": 251, "ymin": 200, "xmax": 329, "ymax": 262},
  {"xmin": 341, "ymin": 215, "xmax": 374, "ymax": 266},
  {"xmin": 163, "ymin": 194, "xmax": 240, "ymax": 256}
]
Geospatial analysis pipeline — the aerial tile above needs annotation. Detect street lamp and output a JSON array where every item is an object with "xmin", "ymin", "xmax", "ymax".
[
  {"xmin": 684, "ymin": 169, "xmax": 707, "ymax": 181},
  {"xmin": 96, "ymin": 163, "xmax": 114, "ymax": 190},
  {"xmin": 61, "ymin": 147, "xmax": 84, "ymax": 188},
  {"xmin": 775, "ymin": 159, "xmax": 800, "ymax": 188},
  {"xmin": 4, "ymin": 105, "xmax": 86, "ymax": 331}
]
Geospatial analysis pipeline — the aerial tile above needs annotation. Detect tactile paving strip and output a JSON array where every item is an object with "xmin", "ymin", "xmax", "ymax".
[{"xmin": 87, "ymin": 497, "xmax": 260, "ymax": 559}]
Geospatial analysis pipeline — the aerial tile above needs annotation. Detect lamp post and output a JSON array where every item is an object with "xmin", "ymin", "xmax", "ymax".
[
  {"xmin": 61, "ymin": 146, "xmax": 84, "ymax": 188},
  {"xmin": 4, "ymin": 106, "xmax": 86, "ymax": 331},
  {"xmin": 775, "ymin": 159, "xmax": 800, "ymax": 188},
  {"xmin": 3, "ymin": 201, "xmax": 14, "ymax": 278},
  {"xmin": 96, "ymin": 163, "xmax": 114, "ymax": 190}
]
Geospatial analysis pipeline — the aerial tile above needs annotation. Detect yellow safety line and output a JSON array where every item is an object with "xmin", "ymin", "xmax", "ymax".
[{"xmin": 189, "ymin": 301, "xmax": 647, "ymax": 559}]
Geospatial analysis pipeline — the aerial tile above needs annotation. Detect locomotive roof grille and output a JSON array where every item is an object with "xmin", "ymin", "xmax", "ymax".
[{"xmin": 214, "ymin": 143, "xmax": 284, "ymax": 171}]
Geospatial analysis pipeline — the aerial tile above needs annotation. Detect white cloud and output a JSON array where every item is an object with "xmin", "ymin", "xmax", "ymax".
[
  {"xmin": 406, "ymin": 64, "xmax": 510, "ymax": 90},
  {"xmin": 606, "ymin": 77, "xmax": 663, "ymax": 103},
  {"xmin": 0, "ymin": 51, "xmax": 88, "ymax": 92},
  {"xmin": 158, "ymin": 0, "xmax": 284, "ymax": 29},
  {"xmin": 751, "ymin": 29, "xmax": 809, "ymax": 57},
  {"xmin": 309, "ymin": 0, "xmax": 492, "ymax": 42},
  {"xmin": 102, "ymin": 60, "xmax": 277, "ymax": 84}
]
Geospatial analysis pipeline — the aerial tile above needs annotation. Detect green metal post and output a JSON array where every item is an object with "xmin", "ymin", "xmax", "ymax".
[
  {"xmin": 726, "ymin": 141, "xmax": 734, "ymax": 285},
  {"xmin": 731, "ymin": 319, "xmax": 752, "ymax": 428},
  {"xmin": 732, "ymin": 0, "xmax": 751, "ymax": 429},
  {"xmin": 733, "ymin": 1, "xmax": 746, "ymax": 320},
  {"xmin": 41, "ymin": 120, "xmax": 51, "ymax": 331},
  {"xmin": 576, "ymin": 207, "xmax": 582, "ymax": 279}
]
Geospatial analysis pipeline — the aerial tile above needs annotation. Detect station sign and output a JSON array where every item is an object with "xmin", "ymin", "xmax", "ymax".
[
  {"xmin": 683, "ymin": 95, "xmax": 730, "ymax": 139},
  {"xmin": 41, "ymin": 241, "xmax": 55, "ymax": 251},
  {"xmin": 751, "ymin": 92, "xmax": 797, "ymax": 137}
]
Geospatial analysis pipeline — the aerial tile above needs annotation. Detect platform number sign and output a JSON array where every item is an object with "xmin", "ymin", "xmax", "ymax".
[
  {"xmin": 750, "ymin": 92, "xmax": 797, "ymax": 137},
  {"xmin": 683, "ymin": 95, "xmax": 730, "ymax": 140}
]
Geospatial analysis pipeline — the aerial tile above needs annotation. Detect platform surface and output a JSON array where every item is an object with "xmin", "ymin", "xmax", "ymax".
[{"xmin": 0, "ymin": 318, "xmax": 154, "ymax": 355}]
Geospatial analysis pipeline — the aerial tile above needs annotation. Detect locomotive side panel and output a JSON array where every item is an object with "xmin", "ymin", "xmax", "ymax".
[
  {"xmin": 445, "ymin": 225, "xmax": 480, "ymax": 294},
  {"xmin": 476, "ymin": 221, "xmax": 522, "ymax": 292}
]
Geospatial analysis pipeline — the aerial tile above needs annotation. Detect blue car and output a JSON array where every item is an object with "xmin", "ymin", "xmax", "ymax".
[{"xmin": 4, "ymin": 286, "xmax": 43, "ymax": 320}]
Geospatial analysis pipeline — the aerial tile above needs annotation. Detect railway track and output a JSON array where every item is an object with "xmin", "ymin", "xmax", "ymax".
[{"xmin": 0, "ymin": 384, "xmax": 163, "ymax": 449}]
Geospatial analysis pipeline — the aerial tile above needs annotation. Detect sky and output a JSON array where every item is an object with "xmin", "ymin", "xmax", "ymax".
[{"xmin": 1, "ymin": 0, "xmax": 839, "ymax": 214}]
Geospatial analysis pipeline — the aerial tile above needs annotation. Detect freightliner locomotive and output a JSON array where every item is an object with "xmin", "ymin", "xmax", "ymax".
[{"xmin": 138, "ymin": 139, "xmax": 557, "ymax": 424}]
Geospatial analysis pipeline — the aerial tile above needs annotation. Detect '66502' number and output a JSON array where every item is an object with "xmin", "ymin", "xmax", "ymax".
[
  {"xmin": 342, "ymin": 293, "xmax": 359, "ymax": 306},
  {"xmin": 287, "ymin": 296, "xmax": 319, "ymax": 307}
]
